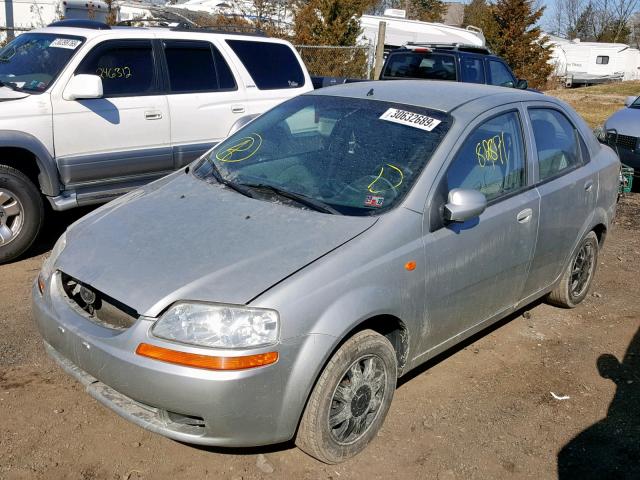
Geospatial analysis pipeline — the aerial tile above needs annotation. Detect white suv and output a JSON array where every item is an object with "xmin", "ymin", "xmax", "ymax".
[{"xmin": 0, "ymin": 19, "xmax": 312, "ymax": 263}]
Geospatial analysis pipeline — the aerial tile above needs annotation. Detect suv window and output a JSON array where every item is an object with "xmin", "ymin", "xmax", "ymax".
[
  {"xmin": 163, "ymin": 40, "xmax": 236, "ymax": 93},
  {"xmin": 382, "ymin": 52, "xmax": 457, "ymax": 81},
  {"xmin": 460, "ymin": 56, "xmax": 485, "ymax": 84},
  {"xmin": 529, "ymin": 109, "xmax": 582, "ymax": 181},
  {"xmin": 76, "ymin": 40, "xmax": 155, "ymax": 97},
  {"xmin": 446, "ymin": 111, "xmax": 526, "ymax": 201},
  {"xmin": 487, "ymin": 60, "xmax": 515, "ymax": 87},
  {"xmin": 226, "ymin": 40, "xmax": 305, "ymax": 90}
]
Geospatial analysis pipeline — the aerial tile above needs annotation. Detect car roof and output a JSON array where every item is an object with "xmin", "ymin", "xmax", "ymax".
[
  {"xmin": 28, "ymin": 25, "xmax": 288, "ymax": 44},
  {"xmin": 309, "ymin": 80, "xmax": 548, "ymax": 114}
]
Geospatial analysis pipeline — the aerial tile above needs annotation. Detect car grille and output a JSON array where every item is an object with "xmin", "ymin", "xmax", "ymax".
[
  {"xmin": 607, "ymin": 132, "xmax": 638, "ymax": 150},
  {"xmin": 59, "ymin": 272, "xmax": 138, "ymax": 331}
]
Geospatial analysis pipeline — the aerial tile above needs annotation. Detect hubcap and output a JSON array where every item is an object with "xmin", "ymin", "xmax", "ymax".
[
  {"xmin": 570, "ymin": 242, "xmax": 595, "ymax": 299},
  {"xmin": 0, "ymin": 188, "xmax": 24, "ymax": 247},
  {"xmin": 328, "ymin": 355, "xmax": 386, "ymax": 445}
]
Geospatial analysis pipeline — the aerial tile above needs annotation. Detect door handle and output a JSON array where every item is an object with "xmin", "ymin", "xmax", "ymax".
[
  {"xmin": 145, "ymin": 111, "xmax": 162, "ymax": 120},
  {"xmin": 231, "ymin": 105, "xmax": 245, "ymax": 114},
  {"xmin": 517, "ymin": 208, "xmax": 533, "ymax": 224},
  {"xmin": 584, "ymin": 180, "xmax": 594, "ymax": 192}
]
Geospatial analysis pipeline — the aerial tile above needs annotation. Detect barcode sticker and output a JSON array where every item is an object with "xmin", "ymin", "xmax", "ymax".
[{"xmin": 49, "ymin": 38, "xmax": 82, "ymax": 50}]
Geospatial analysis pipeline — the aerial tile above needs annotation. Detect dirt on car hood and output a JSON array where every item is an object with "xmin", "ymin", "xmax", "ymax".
[{"xmin": 56, "ymin": 172, "xmax": 377, "ymax": 317}]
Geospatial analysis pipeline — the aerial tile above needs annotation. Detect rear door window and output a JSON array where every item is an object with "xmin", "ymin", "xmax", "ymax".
[
  {"xmin": 487, "ymin": 60, "xmax": 515, "ymax": 87},
  {"xmin": 446, "ymin": 111, "xmax": 526, "ymax": 201},
  {"xmin": 76, "ymin": 40, "xmax": 156, "ymax": 97},
  {"xmin": 382, "ymin": 52, "xmax": 457, "ymax": 81},
  {"xmin": 226, "ymin": 40, "xmax": 305, "ymax": 90},
  {"xmin": 529, "ymin": 108, "xmax": 583, "ymax": 181},
  {"xmin": 460, "ymin": 56, "xmax": 485, "ymax": 84},
  {"xmin": 163, "ymin": 40, "xmax": 237, "ymax": 93}
]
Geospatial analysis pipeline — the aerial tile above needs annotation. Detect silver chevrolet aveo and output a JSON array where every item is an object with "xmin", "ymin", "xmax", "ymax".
[{"xmin": 33, "ymin": 81, "xmax": 619, "ymax": 463}]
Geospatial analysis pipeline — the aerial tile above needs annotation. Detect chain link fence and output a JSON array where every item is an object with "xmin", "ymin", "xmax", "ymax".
[{"xmin": 295, "ymin": 44, "xmax": 376, "ymax": 80}]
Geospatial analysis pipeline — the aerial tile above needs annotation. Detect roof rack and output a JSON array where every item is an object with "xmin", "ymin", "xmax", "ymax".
[
  {"xmin": 169, "ymin": 25, "xmax": 267, "ymax": 37},
  {"xmin": 405, "ymin": 42, "xmax": 491, "ymax": 54},
  {"xmin": 48, "ymin": 19, "xmax": 111, "ymax": 30},
  {"xmin": 116, "ymin": 19, "xmax": 184, "ymax": 28}
]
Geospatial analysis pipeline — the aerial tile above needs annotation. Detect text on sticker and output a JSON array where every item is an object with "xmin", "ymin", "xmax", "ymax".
[
  {"xmin": 49, "ymin": 38, "xmax": 82, "ymax": 50},
  {"xmin": 97, "ymin": 66, "xmax": 132, "ymax": 79},
  {"xmin": 476, "ymin": 132, "xmax": 509, "ymax": 168},
  {"xmin": 379, "ymin": 108, "xmax": 442, "ymax": 132}
]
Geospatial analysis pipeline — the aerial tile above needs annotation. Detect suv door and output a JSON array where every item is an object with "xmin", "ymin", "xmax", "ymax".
[
  {"xmin": 486, "ymin": 59, "xmax": 517, "ymax": 88},
  {"xmin": 419, "ymin": 107, "xmax": 540, "ymax": 354},
  {"xmin": 53, "ymin": 39, "xmax": 172, "ymax": 187},
  {"xmin": 161, "ymin": 39, "xmax": 245, "ymax": 168},
  {"xmin": 520, "ymin": 106, "xmax": 597, "ymax": 298}
]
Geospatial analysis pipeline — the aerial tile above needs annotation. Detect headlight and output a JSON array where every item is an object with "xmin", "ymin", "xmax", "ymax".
[
  {"xmin": 41, "ymin": 232, "xmax": 67, "ymax": 280},
  {"xmin": 152, "ymin": 302, "xmax": 279, "ymax": 349}
]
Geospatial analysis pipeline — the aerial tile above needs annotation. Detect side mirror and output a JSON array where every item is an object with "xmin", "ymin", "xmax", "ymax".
[
  {"xmin": 444, "ymin": 188, "xmax": 487, "ymax": 223},
  {"xmin": 63, "ymin": 74, "xmax": 103, "ymax": 101},
  {"xmin": 624, "ymin": 95, "xmax": 637, "ymax": 107},
  {"xmin": 516, "ymin": 79, "xmax": 528, "ymax": 90}
]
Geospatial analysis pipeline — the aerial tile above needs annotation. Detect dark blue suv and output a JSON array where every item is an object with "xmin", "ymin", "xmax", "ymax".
[{"xmin": 380, "ymin": 43, "xmax": 529, "ymax": 90}]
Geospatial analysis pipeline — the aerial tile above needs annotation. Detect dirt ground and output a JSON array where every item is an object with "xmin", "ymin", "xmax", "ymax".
[{"xmin": 0, "ymin": 192, "xmax": 638, "ymax": 480}]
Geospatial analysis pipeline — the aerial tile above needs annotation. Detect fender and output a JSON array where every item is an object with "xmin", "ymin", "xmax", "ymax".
[{"xmin": 0, "ymin": 130, "xmax": 60, "ymax": 196}]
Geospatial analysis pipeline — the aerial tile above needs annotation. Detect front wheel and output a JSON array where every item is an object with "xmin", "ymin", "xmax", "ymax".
[
  {"xmin": 296, "ymin": 330, "xmax": 397, "ymax": 464},
  {"xmin": 0, "ymin": 165, "xmax": 44, "ymax": 264},
  {"xmin": 547, "ymin": 231, "xmax": 599, "ymax": 308}
]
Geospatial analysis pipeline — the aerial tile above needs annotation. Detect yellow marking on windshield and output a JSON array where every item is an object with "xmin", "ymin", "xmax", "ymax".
[
  {"xmin": 216, "ymin": 133, "xmax": 263, "ymax": 163},
  {"xmin": 367, "ymin": 163, "xmax": 404, "ymax": 193},
  {"xmin": 476, "ymin": 132, "xmax": 509, "ymax": 168}
]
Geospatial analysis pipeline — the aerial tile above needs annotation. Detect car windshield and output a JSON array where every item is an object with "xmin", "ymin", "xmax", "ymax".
[
  {"xmin": 195, "ymin": 94, "xmax": 451, "ymax": 216},
  {"xmin": 0, "ymin": 33, "xmax": 85, "ymax": 93}
]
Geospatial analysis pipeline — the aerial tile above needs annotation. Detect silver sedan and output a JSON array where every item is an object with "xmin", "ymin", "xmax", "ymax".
[{"xmin": 33, "ymin": 81, "xmax": 619, "ymax": 463}]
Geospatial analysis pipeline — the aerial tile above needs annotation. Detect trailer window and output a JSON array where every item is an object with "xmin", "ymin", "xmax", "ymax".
[{"xmin": 596, "ymin": 56, "xmax": 609, "ymax": 65}]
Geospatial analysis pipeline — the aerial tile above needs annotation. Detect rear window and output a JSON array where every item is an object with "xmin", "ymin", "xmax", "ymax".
[
  {"xmin": 382, "ymin": 52, "xmax": 457, "ymax": 81},
  {"xmin": 226, "ymin": 40, "xmax": 305, "ymax": 90}
]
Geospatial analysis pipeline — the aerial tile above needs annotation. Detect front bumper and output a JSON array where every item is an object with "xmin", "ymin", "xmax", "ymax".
[{"xmin": 32, "ymin": 273, "xmax": 334, "ymax": 447}]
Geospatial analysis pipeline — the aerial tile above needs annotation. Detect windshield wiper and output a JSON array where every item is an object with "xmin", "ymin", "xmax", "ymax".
[
  {"xmin": 206, "ymin": 160, "xmax": 255, "ymax": 198},
  {"xmin": 240, "ymin": 183, "xmax": 340, "ymax": 215}
]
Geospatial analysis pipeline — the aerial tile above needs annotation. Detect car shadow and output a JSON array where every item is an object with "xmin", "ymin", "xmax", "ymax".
[
  {"xmin": 397, "ymin": 300, "xmax": 545, "ymax": 388},
  {"xmin": 23, "ymin": 206, "xmax": 98, "ymax": 260},
  {"xmin": 557, "ymin": 327, "xmax": 640, "ymax": 479}
]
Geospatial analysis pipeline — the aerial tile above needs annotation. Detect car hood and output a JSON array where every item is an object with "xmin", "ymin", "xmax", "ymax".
[
  {"xmin": 604, "ymin": 107, "xmax": 640, "ymax": 137},
  {"xmin": 0, "ymin": 86, "xmax": 30, "ymax": 101},
  {"xmin": 57, "ymin": 173, "xmax": 377, "ymax": 317}
]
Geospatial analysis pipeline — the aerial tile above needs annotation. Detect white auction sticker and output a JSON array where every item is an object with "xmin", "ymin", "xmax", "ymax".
[
  {"xmin": 379, "ymin": 108, "xmax": 442, "ymax": 132},
  {"xmin": 49, "ymin": 38, "xmax": 82, "ymax": 50}
]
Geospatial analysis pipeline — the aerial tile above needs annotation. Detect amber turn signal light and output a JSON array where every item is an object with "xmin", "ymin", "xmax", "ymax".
[
  {"xmin": 404, "ymin": 261, "xmax": 417, "ymax": 271},
  {"xmin": 37, "ymin": 274, "xmax": 46, "ymax": 294},
  {"xmin": 136, "ymin": 343, "xmax": 278, "ymax": 371}
]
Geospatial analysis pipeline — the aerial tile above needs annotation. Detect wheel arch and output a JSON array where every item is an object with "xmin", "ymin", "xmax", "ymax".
[{"xmin": 0, "ymin": 131, "xmax": 60, "ymax": 196}]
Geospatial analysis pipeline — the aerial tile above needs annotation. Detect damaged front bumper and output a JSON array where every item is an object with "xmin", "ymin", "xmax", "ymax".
[{"xmin": 32, "ymin": 272, "xmax": 330, "ymax": 447}]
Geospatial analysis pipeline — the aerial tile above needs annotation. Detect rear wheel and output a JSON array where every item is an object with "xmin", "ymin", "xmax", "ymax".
[
  {"xmin": 0, "ymin": 165, "xmax": 44, "ymax": 263},
  {"xmin": 296, "ymin": 330, "xmax": 397, "ymax": 464},
  {"xmin": 547, "ymin": 231, "xmax": 599, "ymax": 308}
]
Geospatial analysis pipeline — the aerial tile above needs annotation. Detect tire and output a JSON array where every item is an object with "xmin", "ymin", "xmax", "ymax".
[
  {"xmin": 0, "ymin": 165, "xmax": 44, "ymax": 264},
  {"xmin": 296, "ymin": 329, "xmax": 397, "ymax": 464},
  {"xmin": 547, "ymin": 231, "xmax": 599, "ymax": 308}
]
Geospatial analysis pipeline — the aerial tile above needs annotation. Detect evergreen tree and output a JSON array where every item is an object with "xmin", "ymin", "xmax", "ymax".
[
  {"xmin": 490, "ymin": 0, "xmax": 552, "ymax": 89},
  {"xmin": 408, "ymin": 0, "xmax": 448, "ymax": 23}
]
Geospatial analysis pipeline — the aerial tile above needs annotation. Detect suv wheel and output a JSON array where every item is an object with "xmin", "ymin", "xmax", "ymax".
[
  {"xmin": 296, "ymin": 330, "xmax": 397, "ymax": 464},
  {"xmin": 0, "ymin": 165, "xmax": 44, "ymax": 263},
  {"xmin": 547, "ymin": 231, "xmax": 599, "ymax": 308}
]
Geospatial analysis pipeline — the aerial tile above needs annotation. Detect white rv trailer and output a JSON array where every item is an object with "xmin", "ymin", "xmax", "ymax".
[
  {"xmin": 359, "ymin": 10, "xmax": 486, "ymax": 50},
  {"xmin": 1, "ymin": 0, "xmax": 108, "ymax": 41},
  {"xmin": 548, "ymin": 35, "xmax": 640, "ymax": 87}
]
